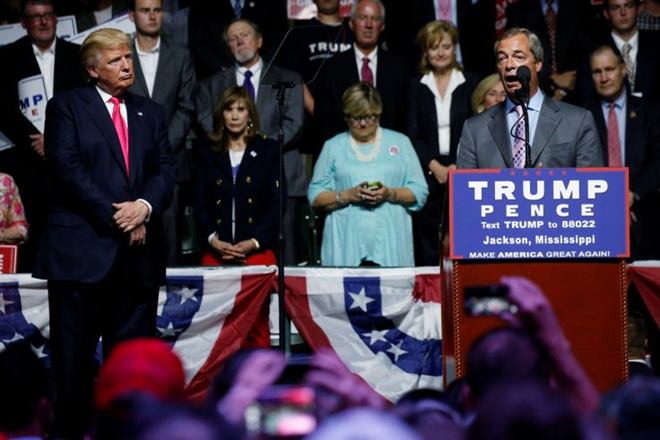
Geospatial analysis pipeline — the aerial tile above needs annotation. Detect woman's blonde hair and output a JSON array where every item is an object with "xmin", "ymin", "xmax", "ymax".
[
  {"xmin": 416, "ymin": 20, "xmax": 461, "ymax": 74},
  {"xmin": 470, "ymin": 73, "xmax": 502, "ymax": 114},
  {"xmin": 342, "ymin": 82, "xmax": 382, "ymax": 120},
  {"xmin": 208, "ymin": 86, "xmax": 260, "ymax": 152}
]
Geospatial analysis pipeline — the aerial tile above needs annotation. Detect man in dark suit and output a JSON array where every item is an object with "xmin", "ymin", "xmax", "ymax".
[
  {"xmin": 128, "ymin": 0, "xmax": 195, "ymax": 266},
  {"xmin": 195, "ymin": 18, "xmax": 305, "ymax": 264},
  {"xmin": 0, "ymin": 0, "xmax": 85, "ymax": 271},
  {"xmin": 576, "ymin": 0, "xmax": 660, "ymax": 104},
  {"xmin": 457, "ymin": 28, "xmax": 603, "ymax": 169},
  {"xmin": 586, "ymin": 44, "xmax": 660, "ymax": 259},
  {"xmin": 315, "ymin": 0, "xmax": 410, "ymax": 143},
  {"xmin": 33, "ymin": 28, "xmax": 176, "ymax": 438}
]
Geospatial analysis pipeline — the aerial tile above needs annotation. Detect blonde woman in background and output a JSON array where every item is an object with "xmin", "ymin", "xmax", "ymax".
[
  {"xmin": 471, "ymin": 73, "xmax": 507, "ymax": 114},
  {"xmin": 407, "ymin": 20, "xmax": 478, "ymax": 266}
]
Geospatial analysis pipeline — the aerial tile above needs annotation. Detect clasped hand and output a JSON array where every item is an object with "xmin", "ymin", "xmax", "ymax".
[{"xmin": 354, "ymin": 181, "xmax": 391, "ymax": 206}]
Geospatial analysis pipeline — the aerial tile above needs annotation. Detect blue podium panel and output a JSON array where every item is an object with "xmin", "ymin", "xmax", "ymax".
[{"xmin": 449, "ymin": 168, "xmax": 629, "ymax": 260}]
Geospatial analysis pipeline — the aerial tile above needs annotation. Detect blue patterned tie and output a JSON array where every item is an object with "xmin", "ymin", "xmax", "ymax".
[
  {"xmin": 233, "ymin": 0, "xmax": 242, "ymax": 17},
  {"xmin": 243, "ymin": 70, "xmax": 255, "ymax": 100}
]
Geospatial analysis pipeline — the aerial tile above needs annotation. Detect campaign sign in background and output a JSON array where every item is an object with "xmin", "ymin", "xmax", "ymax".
[{"xmin": 449, "ymin": 168, "xmax": 629, "ymax": 260}]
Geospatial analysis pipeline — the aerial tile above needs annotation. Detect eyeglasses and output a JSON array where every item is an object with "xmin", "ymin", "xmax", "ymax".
[
  {"xmin": 608, "ymin": 2, "xmax": 638, "ymax": 13},
  {"xmin": 346, "ymin": 114, "xmax": 379, "ymax": 125},
  {"xmin": 24, "ymin": 12, "xmax": 55, "ymax": 22}
]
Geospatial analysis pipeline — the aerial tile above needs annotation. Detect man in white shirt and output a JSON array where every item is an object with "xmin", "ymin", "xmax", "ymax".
[
  {"xmin": 128, "ymin": 0, "xmax": 195, "ymax": 266},
  {"xmin": 0, "ymin": 0, "xmax": 84, "ymax": 272}
]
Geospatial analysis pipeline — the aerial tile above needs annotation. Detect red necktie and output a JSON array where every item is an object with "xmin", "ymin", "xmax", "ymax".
[
  {"xmin": 110, "ymin": 96, "xmax": 130, "ymax": 174},
  {"xmin": 545, "ymin": 0, "xmax": 557, "ymax": 73},
  {"xmin": 607, "ymin": 103, "xmax": 623, "ymax": 167},
  {"xmin": 361, "ymin": 57, "xmax": 374, "ymax": 86},
  {"xmin": 437, "ymin": 0, "xmax": 452, "ymax": 21}
]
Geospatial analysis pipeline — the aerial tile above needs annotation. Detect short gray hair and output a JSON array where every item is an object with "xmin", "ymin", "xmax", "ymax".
[
  {"xmin": 495, "ymin": 27, "xmax": 544, "ymax": 63},
  {"xmin": 350, "ymin": 0, "xmax": 386, "ymax": 21}
]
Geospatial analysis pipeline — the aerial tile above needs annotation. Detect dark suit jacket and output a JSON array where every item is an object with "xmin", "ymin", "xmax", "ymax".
[
  {"xmin": 33, "ymin": 85, "xmax": 176, "ymax": 284},
  {"xmin": 0, "ymin": 36, "xmax": 84, "ymax": 162},
  {"xmin": 129, "ymin": 38, "xmax": 196, "ymax": 181},
  {"xmin": 457, "ymin": 95, "xmax": 604, "ymax": 168},
  {"xmin": 315, "ymin": 48, "xmax": 411, "ymax": 143},
  {"xmin": 74, "ymin": 0, "xmax": 128, "ymax": 32},
  {"xmin": 195, "ymin": 62, "xmax": 306, "ymax": 196},
  {"xmin": 576, "ymin": 31, "xmax": 660, "ymax": 104},
  {"xmin": 407, "ymin": 72, "xmax": 478, "ymax": 171},
  {"xmin": 586, "ymin": 94, "xmax": 660, "ymax": 258},
  {"xmin": 194, "ymin": 136, "xmax": 282, "ymax": 251}
]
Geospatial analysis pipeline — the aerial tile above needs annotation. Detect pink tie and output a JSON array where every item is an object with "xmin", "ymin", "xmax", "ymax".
[
  {"xmin": 110, "ymin": 96, "xmax": 130, "ymax": 174},
  {"xmin": 513, "ymin": 105, "xmax": 526, "ymax": 169},
  {"xmin": 361, "ymin": 57, "xmax": 374, "ymax": 86},
  {"xmin": 607, "ymin": 103, "xmax": 623, "ymax": 167},
  {"xmin": 437, "ymin": 0, "xmax": 452, "ymax": 21}
]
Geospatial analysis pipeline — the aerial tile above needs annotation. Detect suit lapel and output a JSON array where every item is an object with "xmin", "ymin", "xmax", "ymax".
[
  {"xmin": 151, "ymin": 40, "xmax": 170, "ymax": 100},
  {"xmin": 488, "ymin": 105, "xmax": 513, "ymax": 167},
  {"xmin": 531, "ymin": 97, "xmax": 560, "ymax": 166},
  {"xmin": 625, "ymin": 96, "xmax": 641, "ymax": 169},
  {"xmin": 131, "ymin": 41, "xmax": 150, "ymax": 97},
  {"xmin": 81, "ymin": 85, "xmax": 129, "ymax": 181}
]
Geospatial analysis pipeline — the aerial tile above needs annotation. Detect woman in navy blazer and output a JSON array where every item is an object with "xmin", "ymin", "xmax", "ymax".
[
  {"xmin": 195, "ymin": 86, "xmax": 281, "ymax": 267},
  {"xmin": 407, "ymin": 20, "xmax": 479, "ymax": 266},
  {"xmin": 194, "ymin": 86, "xmax": 282, "ymax": 347}
]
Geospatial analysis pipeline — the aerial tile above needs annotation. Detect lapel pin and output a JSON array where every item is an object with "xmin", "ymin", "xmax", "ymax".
[
  {"xmin": 630, "ymin": 111, "xmax": 637, "ymax": 119},
  {"xmin": 250, "ymin": 151, "xmax": 257, "ymax": 157},
  {"xmin": 137, "ymin": 111, "xmax": 143, "ymax": 117}
]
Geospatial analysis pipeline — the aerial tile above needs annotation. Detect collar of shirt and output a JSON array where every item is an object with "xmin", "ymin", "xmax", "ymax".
[
  {"xmin": 236, "ymin": 57, "xmax": 263, "ymax": 80},
  {"xmin": 96, "ymin": 85, "xmax": 128, "ymax": 127},
  {"xmin": 354, "ymin": 45, "xmax": 378, "ymax": 79},
  {"xmin": 420, "ymin": 68, "xmax": 466, "ymax": 101},
  {"xmin": 505, "ymin": 88, "xmax": 543, "ymax": 114},
  {"xmin": 135, "ymin": 36, "xmax": 161, "ymax": 55},
  {"xmin": 540, "ymin": 0, "xmax": 559, "ymax": 15},
  {"xmin": 611, "ymin": 30, "xmax": 639, "ymax": 53},
  {"xmin": 32, "ymin": 38, "xmax": 56, "ymax": 60},
  {"xmin": 602, "ymin": 89, "xmax": 627, "ymax": 112}
]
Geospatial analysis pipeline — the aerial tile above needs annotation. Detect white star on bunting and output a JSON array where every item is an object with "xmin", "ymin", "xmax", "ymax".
[{"xmin": 348, "ymin": 287, "xmax": 374, "ymax": 312}]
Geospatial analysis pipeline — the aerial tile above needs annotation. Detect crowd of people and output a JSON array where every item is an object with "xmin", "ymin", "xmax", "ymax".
[
  {"xmin": 2, "ymin": 276, "xmax": 659, "ymax": 439},
  {"xmin": 1, "ymin": 0, "xmax": 659, "ymax": 270}
]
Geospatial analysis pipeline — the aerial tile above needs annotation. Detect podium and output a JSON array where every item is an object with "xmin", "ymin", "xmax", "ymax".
[{"xmin": 444, "ymin": 168, "xmax": 630, "ymax": 391}]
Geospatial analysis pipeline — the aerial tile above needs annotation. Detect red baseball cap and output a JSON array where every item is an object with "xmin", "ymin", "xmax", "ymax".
[{"xmin": 95, "ymin": 338, "xmax": 185, "ymax": 410}]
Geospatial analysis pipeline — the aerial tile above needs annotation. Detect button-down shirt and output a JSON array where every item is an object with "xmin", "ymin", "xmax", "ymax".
[
  {"xmin": 354, "ymin": 46, "xmax": 378, "ymax": 85},
  {"xmin": 32, "ymin": 39, "xmax": 56, "ymax": 100},
  {"xmin": 235, "ymin": 57, "xmax": 263, "ymax": 101},
  {"xmin": 135, "ymin": 37, "xmax": 160, "ymax": 97}
]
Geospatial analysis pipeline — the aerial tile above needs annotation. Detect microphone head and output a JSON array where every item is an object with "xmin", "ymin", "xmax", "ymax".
[{"xmin": 516, "ymin": 66, "xmax": 531, "ymax": 84}]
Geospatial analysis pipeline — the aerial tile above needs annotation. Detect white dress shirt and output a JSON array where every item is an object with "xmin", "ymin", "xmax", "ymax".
[
  {"xmin": 135, "ymin": 37, "xmax": 161, "ymax": 97},
  {"xmin": 32, "ymin": 39, "xmax": 56, "ymax": 100},
  {"xmin": 236, "ymin": 58, "xmax": 263, "ymax": 100}
]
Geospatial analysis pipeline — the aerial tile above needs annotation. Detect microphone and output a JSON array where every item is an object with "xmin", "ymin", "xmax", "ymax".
[{"xmin": 514, "ymin": 66, "xmax": 531, "ymax": 101}]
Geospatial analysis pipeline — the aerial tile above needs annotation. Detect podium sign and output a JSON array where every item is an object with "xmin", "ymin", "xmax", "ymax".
[
  {"xmin": 0, "ymin": 245, "xmax": 17, "ymax": 274},
  {"xmin": 449, "ymin": 168, "xmax": 629, "ymax": 260}
]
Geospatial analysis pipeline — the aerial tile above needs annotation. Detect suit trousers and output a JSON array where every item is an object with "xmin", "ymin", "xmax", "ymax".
[{"xmin": 47, "ymin": 247, "xmax": 159, "ymax": 439}]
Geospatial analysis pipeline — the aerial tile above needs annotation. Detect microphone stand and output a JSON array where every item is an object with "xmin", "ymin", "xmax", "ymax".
[
  {"xmin": 272, "ymin": 81, "xmax": 295, "ymax": 355},
  {"xmin": 515, "ymin": 89, "xmax": 532, "ymax": 168}
]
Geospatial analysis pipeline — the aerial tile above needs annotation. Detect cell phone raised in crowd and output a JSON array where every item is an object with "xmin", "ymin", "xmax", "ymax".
[
  {"xmin": 245, "ymin": 384, "xmax": 317, "ymax": 438},
  {"xmin": 464, "ymin": 284, "xmax": 517, "ymax": 316}
]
